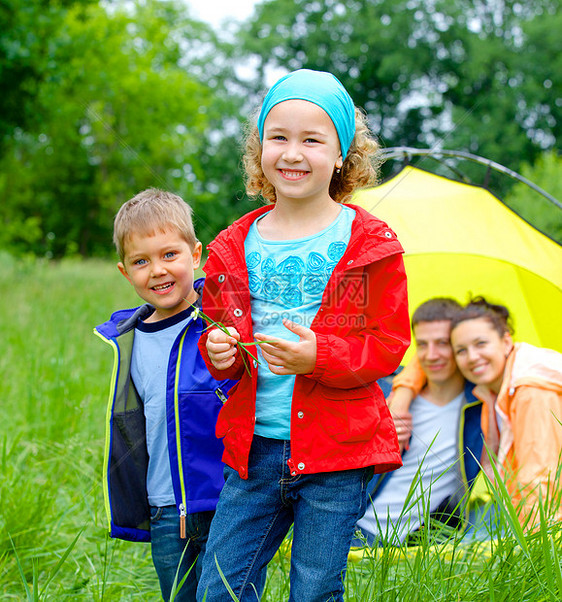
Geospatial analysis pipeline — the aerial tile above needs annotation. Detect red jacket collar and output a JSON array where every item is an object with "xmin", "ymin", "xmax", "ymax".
[{"xmin": 207, "ymin": 203, "xmax": 403, "ymax": 267}]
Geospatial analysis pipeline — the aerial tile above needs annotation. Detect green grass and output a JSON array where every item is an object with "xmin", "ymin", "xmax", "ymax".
[{"xmin": 0, "ymin": 254, "xmax": 560, "ymax": 600}]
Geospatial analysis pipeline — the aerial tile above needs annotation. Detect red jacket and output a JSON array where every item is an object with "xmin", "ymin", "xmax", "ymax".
[{"xmin": 199, "ymin": 204, "xmax": 410, "ymax": 478}]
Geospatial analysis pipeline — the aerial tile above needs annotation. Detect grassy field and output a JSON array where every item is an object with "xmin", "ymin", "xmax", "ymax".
[{"xmin": 1, "ymin": 255, "xmax": 560, "ymax": 600}]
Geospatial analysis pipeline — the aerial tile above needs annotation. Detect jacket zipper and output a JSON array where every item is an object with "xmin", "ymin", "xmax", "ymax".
[
  {"xmin": 179, "ymin": 503, "xmax": 187, "ymax": 539},
  {"xmin": 93, "ymin": 328, "xmax": 120, "ymax": 535},
  {"xmin": 459, "ymin": 399, "xmax": 481, "ymax": 528},
  {"xmin": 174, "ymin": 327, "xmax": 190, "ymax": 538}
]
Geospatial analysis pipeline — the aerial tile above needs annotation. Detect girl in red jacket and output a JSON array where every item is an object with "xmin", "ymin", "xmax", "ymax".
[{"xmin": 196, "ymin": 69, "xmax": 410, "ymax": 602}]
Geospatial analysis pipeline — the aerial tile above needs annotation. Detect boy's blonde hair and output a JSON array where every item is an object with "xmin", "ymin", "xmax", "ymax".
[
  {"xmin": 243, "ymin": 107, "xmax": 381, "ymax": 204},
  {"xmin": 113, "ymin": 188, "xmax": 198, "ymax": 261}
]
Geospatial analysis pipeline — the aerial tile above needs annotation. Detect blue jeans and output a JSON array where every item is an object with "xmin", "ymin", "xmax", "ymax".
[
  {"xmin": 196, "ymin": 436, "xmax": 371, "ymax": 602},
  {"xmin": 150, "ymin": 505, "xmax": 214, "ymax": 601}
]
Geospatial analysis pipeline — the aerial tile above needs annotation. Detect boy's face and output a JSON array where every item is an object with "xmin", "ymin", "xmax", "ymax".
[{"xmin": 118, "ymin": 227, "xmax": 202, "ymax": 323}]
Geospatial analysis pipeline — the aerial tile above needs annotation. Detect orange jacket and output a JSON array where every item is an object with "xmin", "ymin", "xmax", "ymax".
[
  {"xmin": 481, "ymin": 343, "xmax": 562, "ymax": 523},
  {"xmin": 393, "ymin": 343, "xmax": 562, "ymax": 524}
]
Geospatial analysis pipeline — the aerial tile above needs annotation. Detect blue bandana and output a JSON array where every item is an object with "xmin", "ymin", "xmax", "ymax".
[{"xmin": 257, "ymin": 69, "xmax": 356, "ymax": 158}]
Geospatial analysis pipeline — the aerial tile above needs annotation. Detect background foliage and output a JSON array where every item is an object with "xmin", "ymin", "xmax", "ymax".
[{"xmin": 0, "ymin": 0, "xmax": 560, "ymax": 256}]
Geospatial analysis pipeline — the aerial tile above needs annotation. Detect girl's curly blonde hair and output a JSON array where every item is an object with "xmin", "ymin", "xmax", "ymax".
[{"xmin": 243, "ymin": 107, "xmax": 381, "ymax": 204}]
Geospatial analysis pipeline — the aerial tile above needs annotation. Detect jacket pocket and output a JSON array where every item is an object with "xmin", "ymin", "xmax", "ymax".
[
  {"xmin": 177, "ymin": 389, "xmax": 223, "ymax": 439},
  {"xmin": 317, "ymin": 385, "xmax": 381, "ymax": 444}
]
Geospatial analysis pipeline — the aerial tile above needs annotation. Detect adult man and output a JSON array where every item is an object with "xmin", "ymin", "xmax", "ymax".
[{"xmin": 356, "ymin": 298, "xmax": 483, "ymax": 545}]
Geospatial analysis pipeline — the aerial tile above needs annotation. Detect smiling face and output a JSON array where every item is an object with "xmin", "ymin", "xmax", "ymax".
[
  {"xmin": 414, "ymin": 320, "xmax": 461, "ymax": 385},
  {"xmin": 451, "ymin": 317, "xmax": 513, "ymax": 393},
  {"xmin": 260, "ymin": 99, "xmax": 343, "ymax": 206},
  {"xmin": 118, "ymin": 226, "xmax": 202, "ymax": 323}
]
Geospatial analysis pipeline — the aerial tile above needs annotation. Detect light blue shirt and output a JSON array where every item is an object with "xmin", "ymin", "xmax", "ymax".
[
  {"xmin": 244, "ymin": 206, "xmax": 354, "ymax": 439},
  {"xmin": 357, "ymin": 391, "xmax": 465, "ymax": 544},
  {"xmin": 131, "ymin": 309, "xmax": 192, "ymax": 507}
]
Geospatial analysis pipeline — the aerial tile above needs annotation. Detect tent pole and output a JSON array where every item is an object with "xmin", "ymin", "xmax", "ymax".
[{"xmin": 380, "ymin": 147, "xmax": 562, "ymax": 210}]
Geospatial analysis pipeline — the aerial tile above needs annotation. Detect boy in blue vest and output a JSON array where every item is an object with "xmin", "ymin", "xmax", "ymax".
[{"xmin": 95, "ymin": 188, "xmax": 236, "ymax": 601}]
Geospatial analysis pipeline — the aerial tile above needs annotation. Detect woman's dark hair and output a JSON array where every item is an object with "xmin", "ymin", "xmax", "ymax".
[{"xmin": 450, "ymin": 296, "xmax": 513, "ymax": 336}]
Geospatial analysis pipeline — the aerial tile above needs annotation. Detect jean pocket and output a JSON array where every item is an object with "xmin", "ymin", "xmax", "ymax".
[
  {"xmin": 190, "ymin": 510, "xmax": 215, "ymax": 541},
  {"xmin": 149, "ymin": 506, "xmax": 164, "ymax": 522}
]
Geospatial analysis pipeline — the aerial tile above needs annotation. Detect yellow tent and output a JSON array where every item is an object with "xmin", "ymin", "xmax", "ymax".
[{"xmin": 353, "ymin": 165, "xmax": 562, "ymax": 361}]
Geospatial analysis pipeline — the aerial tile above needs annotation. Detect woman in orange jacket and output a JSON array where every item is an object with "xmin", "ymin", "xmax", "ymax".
[{"xmin": 450, "ymin": 297, "xmax": 562, "ymax": 525}]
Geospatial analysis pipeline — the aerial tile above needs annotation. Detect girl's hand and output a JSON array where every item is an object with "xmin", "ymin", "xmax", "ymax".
[
  {"xmin": 254, "ymin": 319, "xmax": 317, "ymax": 375},
  {"xmin": 207, "ymin": 327, "xmax": 240, "ymax": 370}
]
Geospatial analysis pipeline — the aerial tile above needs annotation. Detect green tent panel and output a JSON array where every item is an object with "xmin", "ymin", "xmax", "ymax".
[{"xmin": 353, "ymin": 166, "xmax": 562, "ymax": 362}]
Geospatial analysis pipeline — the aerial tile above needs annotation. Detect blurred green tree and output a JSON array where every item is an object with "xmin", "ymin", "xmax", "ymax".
[
  {"xmin": 0, "ymin": 0, "xmax": 95, "ymax": 147},
  {"xmin": 241, "ymin": 0, "xmax": 560, "ymax": 179},
  {"xmin": 502, "ymin": 151, "xmax": 562, "ymax": 244},
  {"xmin": 0, "ymin": 0, "xmax": 251, "ymax": 257},
  {"xmin": 2, "ymin": 0, "xmax": 559, "ymax": 257}
]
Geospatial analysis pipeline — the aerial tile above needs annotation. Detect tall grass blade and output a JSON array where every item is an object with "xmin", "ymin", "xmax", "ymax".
[
  {"xmin": 32, "ymin": 559, "xmax": 39, "ymax": 601},
  {"xmin": 9, "ymin": 534, "xmax": 33, "ymax": 601},
  {"xmin": 482, "ymin": 444, "xmax": 529, "ymax": 555},
  {"xmin": 538, "ymin": 489, "xmax": 562, "ymax": 600},
  {"xmin": 169, "ymin": 539, "xmax": 196, "ymax": 602},
  {"xmin": 215, "ymin": 553, "xmax": 240, "ymax": 601},
  {"xmin": 550, "ymin": 539, "xmax": 562, "ymax": 596},
  {"xmin": 40, "ymin": 528, "xmax": 83, "ymax": 596},
  {"xmin": 488, "ymin": 570, "xmax": 495, "ymax": 602}
]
